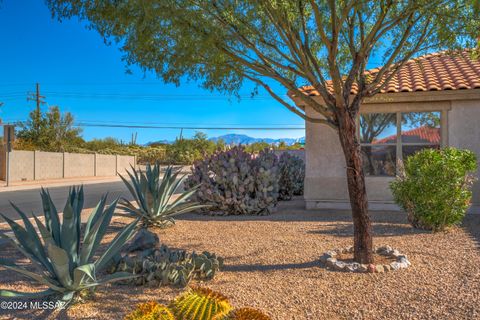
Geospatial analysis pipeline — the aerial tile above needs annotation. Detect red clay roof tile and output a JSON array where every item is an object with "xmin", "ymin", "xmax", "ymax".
[{"xmin": 300, "ymin": 50, "xmax": 480, "ymax": 95}]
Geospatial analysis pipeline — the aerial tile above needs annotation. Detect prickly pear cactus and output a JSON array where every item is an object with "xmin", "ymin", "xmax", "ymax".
[
  {"xmin": 185, "ymin": 146, "xmax": 279, "ymax": 215},
  {"xmin": 278, "ymin": 153, "xmax": 305, "ymax": 200},
  {"xmin": 108, "ymin": 245, "xmax": 223, "ymax": 288}
]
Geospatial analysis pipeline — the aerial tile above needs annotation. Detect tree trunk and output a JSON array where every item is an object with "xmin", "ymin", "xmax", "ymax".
[{"xmin": 337, "ymin": 108, "xmax": 373, "ymax": 264}]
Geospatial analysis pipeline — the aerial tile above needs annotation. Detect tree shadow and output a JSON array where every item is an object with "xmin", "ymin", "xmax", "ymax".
[
  {"xmin": 223, "ymin": 259, "xmax": 320, "ymax": 272},
  {"xmin": 306, "ymin": 221, "xmax": 429, "ymax": 237}
]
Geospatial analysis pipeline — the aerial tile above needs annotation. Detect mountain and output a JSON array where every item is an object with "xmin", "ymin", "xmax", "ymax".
[
  {"xmin": 209, "ymin": 134, "xmax": 304, "ymax": 146},
  {"xmin": 146, "ymin": 134, "xmax": 305, "ymax": 146}
]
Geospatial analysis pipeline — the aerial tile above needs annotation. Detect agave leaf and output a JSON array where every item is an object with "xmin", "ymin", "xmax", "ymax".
[
  {"xmin": 60, "ymin": 200, "xmax": 77, "ymax": 269},
  {"xmin": 0, "ymin": 289, "xmax": 57, "ymax": 298},
  {"xmin": 0, "ymin": 258, "xmax": 64, "ymax": 292},
  {"xmin": 72, "ymin": 263, "xmax": 96, "ymax": 289},
  {"xmin": 79, "ymin": 199, "xmax": 118, "ymax": 265},
  {"xmin": 46, "ymin": 242, "xmax": 73, "ymax": 289},
  {"xmin": 86, "ymin": 271, "xmax": 137, "ymax": 286},
  {"xmin": 83, "ymin": 194, "xmax": 107, "ymax": 239},
  {"xmin": 41, "ymin": 188, "xmax": 61, "ymax": 245},
  {"xmin": 94, "ymin": 219, "xmax": 138, "ymax": 270},
  {"xmin": 0, "ymin": 214, "xmax": 52, "ymax": 270},
  {"xmin": 31, "ymin": 212, "xmax": 53, "ymax": 244}
]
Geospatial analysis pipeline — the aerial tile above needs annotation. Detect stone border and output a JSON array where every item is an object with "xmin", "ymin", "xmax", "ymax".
[{"xmin": 319, "ymin": 246, "xmax": 411, "ymax": 273}]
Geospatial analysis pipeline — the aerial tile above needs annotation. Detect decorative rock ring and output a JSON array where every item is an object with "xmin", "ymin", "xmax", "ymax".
[{"xmin": 319, "ymin": 245, "xmax": 411, "ymax": 273}]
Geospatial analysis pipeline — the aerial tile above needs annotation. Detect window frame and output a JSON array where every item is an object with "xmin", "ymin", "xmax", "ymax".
[{"xmin": 357, "ymin": 110, "xmax": 448, "ymax": 177}]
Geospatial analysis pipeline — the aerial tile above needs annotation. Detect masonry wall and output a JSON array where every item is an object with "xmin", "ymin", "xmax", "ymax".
[{"xmin": 4, "ymin": 151, "xmax": 136, "ymax": 182}]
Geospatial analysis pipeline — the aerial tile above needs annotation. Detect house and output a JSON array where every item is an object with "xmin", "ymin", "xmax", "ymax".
[{"xmin": 290, "ymin": 51, "xmax": 480, "ymax": 213}]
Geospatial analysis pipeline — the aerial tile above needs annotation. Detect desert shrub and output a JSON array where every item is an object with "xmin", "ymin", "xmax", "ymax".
[
  {"xmin": 278, "ymin": 153, "xmax": 305, "ymax": 200},
  {"xmin": 186, "ymin": 146, "xmax": 279, "ymax": 215},
  {"xmin": 390, "ymin": 147, "xmax": 477, "ymax": 231},
  {"xmin": 108, "ymin": 245, "xmax": 223, "ymax": 287},
  {"xmin": 0, "ymin": 187, "xmax": 137, "ymax": 305}
]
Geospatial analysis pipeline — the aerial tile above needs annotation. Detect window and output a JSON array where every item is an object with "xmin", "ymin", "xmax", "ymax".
[{"xmin": 359, "ymin": 111, "xmax": 442, "ymax": 176}]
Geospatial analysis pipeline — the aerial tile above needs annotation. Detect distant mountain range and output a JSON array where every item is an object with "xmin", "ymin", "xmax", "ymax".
[{"xmin": 147, "ymin": 134, "xmax": 305, "ymax": 146}]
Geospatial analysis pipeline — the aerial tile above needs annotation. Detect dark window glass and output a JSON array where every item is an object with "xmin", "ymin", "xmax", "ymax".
[{"xmin": 361, "ymin": 145, "xmax": 396, "ymax": 176}]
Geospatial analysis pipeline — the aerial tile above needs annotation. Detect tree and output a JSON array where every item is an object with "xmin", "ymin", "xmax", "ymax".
[
  {"xmin": 47, "ymin": 1, "xmax": 479, "ymax": 263},
  {"xmin": 17, "ymin": 105, "xmax": 83, "ymax": 152}
]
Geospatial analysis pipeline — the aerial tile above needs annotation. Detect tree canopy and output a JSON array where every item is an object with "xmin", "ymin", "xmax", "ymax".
[{"xmin": 48, "ymin": 1, "xmax": 479, "ymax": 127}]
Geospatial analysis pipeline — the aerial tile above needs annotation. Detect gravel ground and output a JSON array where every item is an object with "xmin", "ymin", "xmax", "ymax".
[{"xmin": 1, "ymin": 198, "xmax": 479, "ymax": 319}]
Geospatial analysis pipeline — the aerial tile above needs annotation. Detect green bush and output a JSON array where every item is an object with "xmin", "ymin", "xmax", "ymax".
[{"xmin": 390, "ymin": 147, "xmax": 477, "ymax": 231}]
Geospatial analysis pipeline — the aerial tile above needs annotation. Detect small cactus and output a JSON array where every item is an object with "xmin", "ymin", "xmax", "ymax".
[
  {"xmin": 125, "ymin": 302, "xmax": 175, "ymax": 320},
  {"xmin": 170, "ymin": 286, "xmax": 233, "ymax": 320}
]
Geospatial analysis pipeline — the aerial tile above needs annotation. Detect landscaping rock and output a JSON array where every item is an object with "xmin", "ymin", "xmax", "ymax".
[
  {"xmin": 375, "ymin": 265, "xmax": 385, "ymax": 273},
  {"xmin": 368, "ymin": 264, "xmax": 376, "ymax": 273},
  {"xmin": 124, "ymin": 229, "xmax": 159, "ymax": 253}
]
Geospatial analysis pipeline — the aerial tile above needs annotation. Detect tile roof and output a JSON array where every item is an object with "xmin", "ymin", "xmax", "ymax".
[
  {"xmin": 372, "ymin": 126, "xmax": 440, "ymax": 145},
  {"xmin": 300, "ymin": 50, "xmax": 480, "ymax": 95}
]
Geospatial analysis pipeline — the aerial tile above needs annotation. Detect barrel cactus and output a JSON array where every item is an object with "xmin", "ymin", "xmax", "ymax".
[
  {"xmin": 185, "ymin": 146, "xmax": 279, "ymax": 215},
  {"xmin": 125, "ymin": 302, "xmax": 175, "ymax": 320},
  {"xmin": 278, "ymin": 153, "xmax": 305, "ymax": 200},
  {"xmin": 170, "ymin": 286, "xmax": 233, "ymax": 320}
]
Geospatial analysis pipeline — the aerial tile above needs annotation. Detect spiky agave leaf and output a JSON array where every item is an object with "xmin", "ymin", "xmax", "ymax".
[
  {"xmin": 0, "ymin": 186, "xmax": 139, "ymax": 305},
  {"xmin": 119, "ymin": 163, "xmax": 207, "ymax": 229},
  {"xmin": 169, "ymin": 286, "xmax": 233, "ymax": 320}
]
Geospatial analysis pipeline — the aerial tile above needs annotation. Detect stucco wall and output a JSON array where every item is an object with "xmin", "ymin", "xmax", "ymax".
[
  {"xmin": 34, "ymin": 151, "xmax": 63, "ymax": 180},
  {"xmin": 95, "ymin": 154, "xmax": 117, "ymax": 177},
  {"xmin": 304, "ymin": 96, "xmax": 480, "ymax": 212},
  {"xmin": 448, "ymin": 100, "xmax": 480, "ymax": 211}
]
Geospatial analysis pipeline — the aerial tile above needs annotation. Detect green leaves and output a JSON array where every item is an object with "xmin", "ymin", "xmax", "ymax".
[
  {"xmin": 119, "ymin": 163, "xmax": 205, "ymax": 229},
  {"xmin": 390, "ymin": 147, "xmax": 478, "ymax": 231},
  {"xmin": 0, "ymin": 186, "xmax": 139, "ymax": 305}
]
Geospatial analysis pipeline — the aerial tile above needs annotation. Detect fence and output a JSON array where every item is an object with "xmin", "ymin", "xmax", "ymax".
[{"xmin": 0, "ymin": 150, "xmax": 136, "ymax": 183}]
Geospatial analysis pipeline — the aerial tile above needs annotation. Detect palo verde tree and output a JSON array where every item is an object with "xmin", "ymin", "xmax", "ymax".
[{"xmin": 47, "ymin": 1, "xmax": 479, "ymax": 263}]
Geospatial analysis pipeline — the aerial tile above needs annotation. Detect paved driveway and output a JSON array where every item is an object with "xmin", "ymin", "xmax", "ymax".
[{"xmin": 0, "ymin": 180, "xmax": 133, "ymax": 221}]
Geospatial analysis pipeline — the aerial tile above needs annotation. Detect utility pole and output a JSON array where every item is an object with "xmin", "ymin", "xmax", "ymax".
[{"xmin": 27, "ymin": 83, "xmax": 46, "ymax": 132}]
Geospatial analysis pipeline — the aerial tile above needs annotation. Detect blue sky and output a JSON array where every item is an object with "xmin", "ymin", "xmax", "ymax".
[{"xmin": 0, "ymin": 0, "xmax": 307, "ymax": 144}]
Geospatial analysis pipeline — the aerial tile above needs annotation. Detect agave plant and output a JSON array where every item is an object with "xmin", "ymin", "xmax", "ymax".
[
  {"xmin": 119, "ymin": 163, "xmax": 205, "ymax": 229},
  {"xmin": 0, "ymin": 186, "xmax": 138, "ymax": 304}
]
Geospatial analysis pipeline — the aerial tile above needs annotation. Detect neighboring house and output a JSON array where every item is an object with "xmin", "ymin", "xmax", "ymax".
[{"xmin": 290, "ymin": 51, "xmax": 480, "ymax": 213}]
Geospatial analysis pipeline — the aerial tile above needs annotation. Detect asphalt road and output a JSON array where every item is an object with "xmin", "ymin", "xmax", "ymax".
[{"xmin": 0, "ymin": 181, "xmax": 133, "ymax": 221}]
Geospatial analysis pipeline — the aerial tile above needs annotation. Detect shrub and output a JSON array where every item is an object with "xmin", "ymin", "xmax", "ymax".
[
  {"xmin": 278, "ymin": 153, "xmax": 305, "ymax": 200},
  {"xmin": 119, "ymin": 163, "xmax": 206, "ymax": 229},
  {"xmin": 390, "ymin": 147, "xmax": 477, "ymax": 231},
  {"xmin": 186, "ymin": 146, "xmax": 279, "ymax": 215},
  {"xmin": 0, "ymin": 187, "xmax": 137, "ymax": 305}
]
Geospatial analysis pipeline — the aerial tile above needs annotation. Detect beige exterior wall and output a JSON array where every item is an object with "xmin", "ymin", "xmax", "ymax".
[
  {"xmin": 4, "ymin": 151, "xmax": 136, "ymax": 182},
  {"xmin": 116, "ymin": 155, "xmax": 136, "ymax": 176},
  {"xmin": 95, "ymin": 154, "xmax": 117, "ymax": 177},
  {"xmin": 34, "ymin": 151, "xmax": 63, "ymax": 180},
  {"xmin": 64, "ymin": 153, "xmax": 95, "ymax": 178},
  {"xmin": 8, "ymin": 150, "xmax": 34, "ymax": 181},
  {"xmin": 302, "ymin": 90, "xmax": 480, "ymax": 212},
  {"xmin": 448, "ymin": 100, "xmax": 480, "ymax": 210}
]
